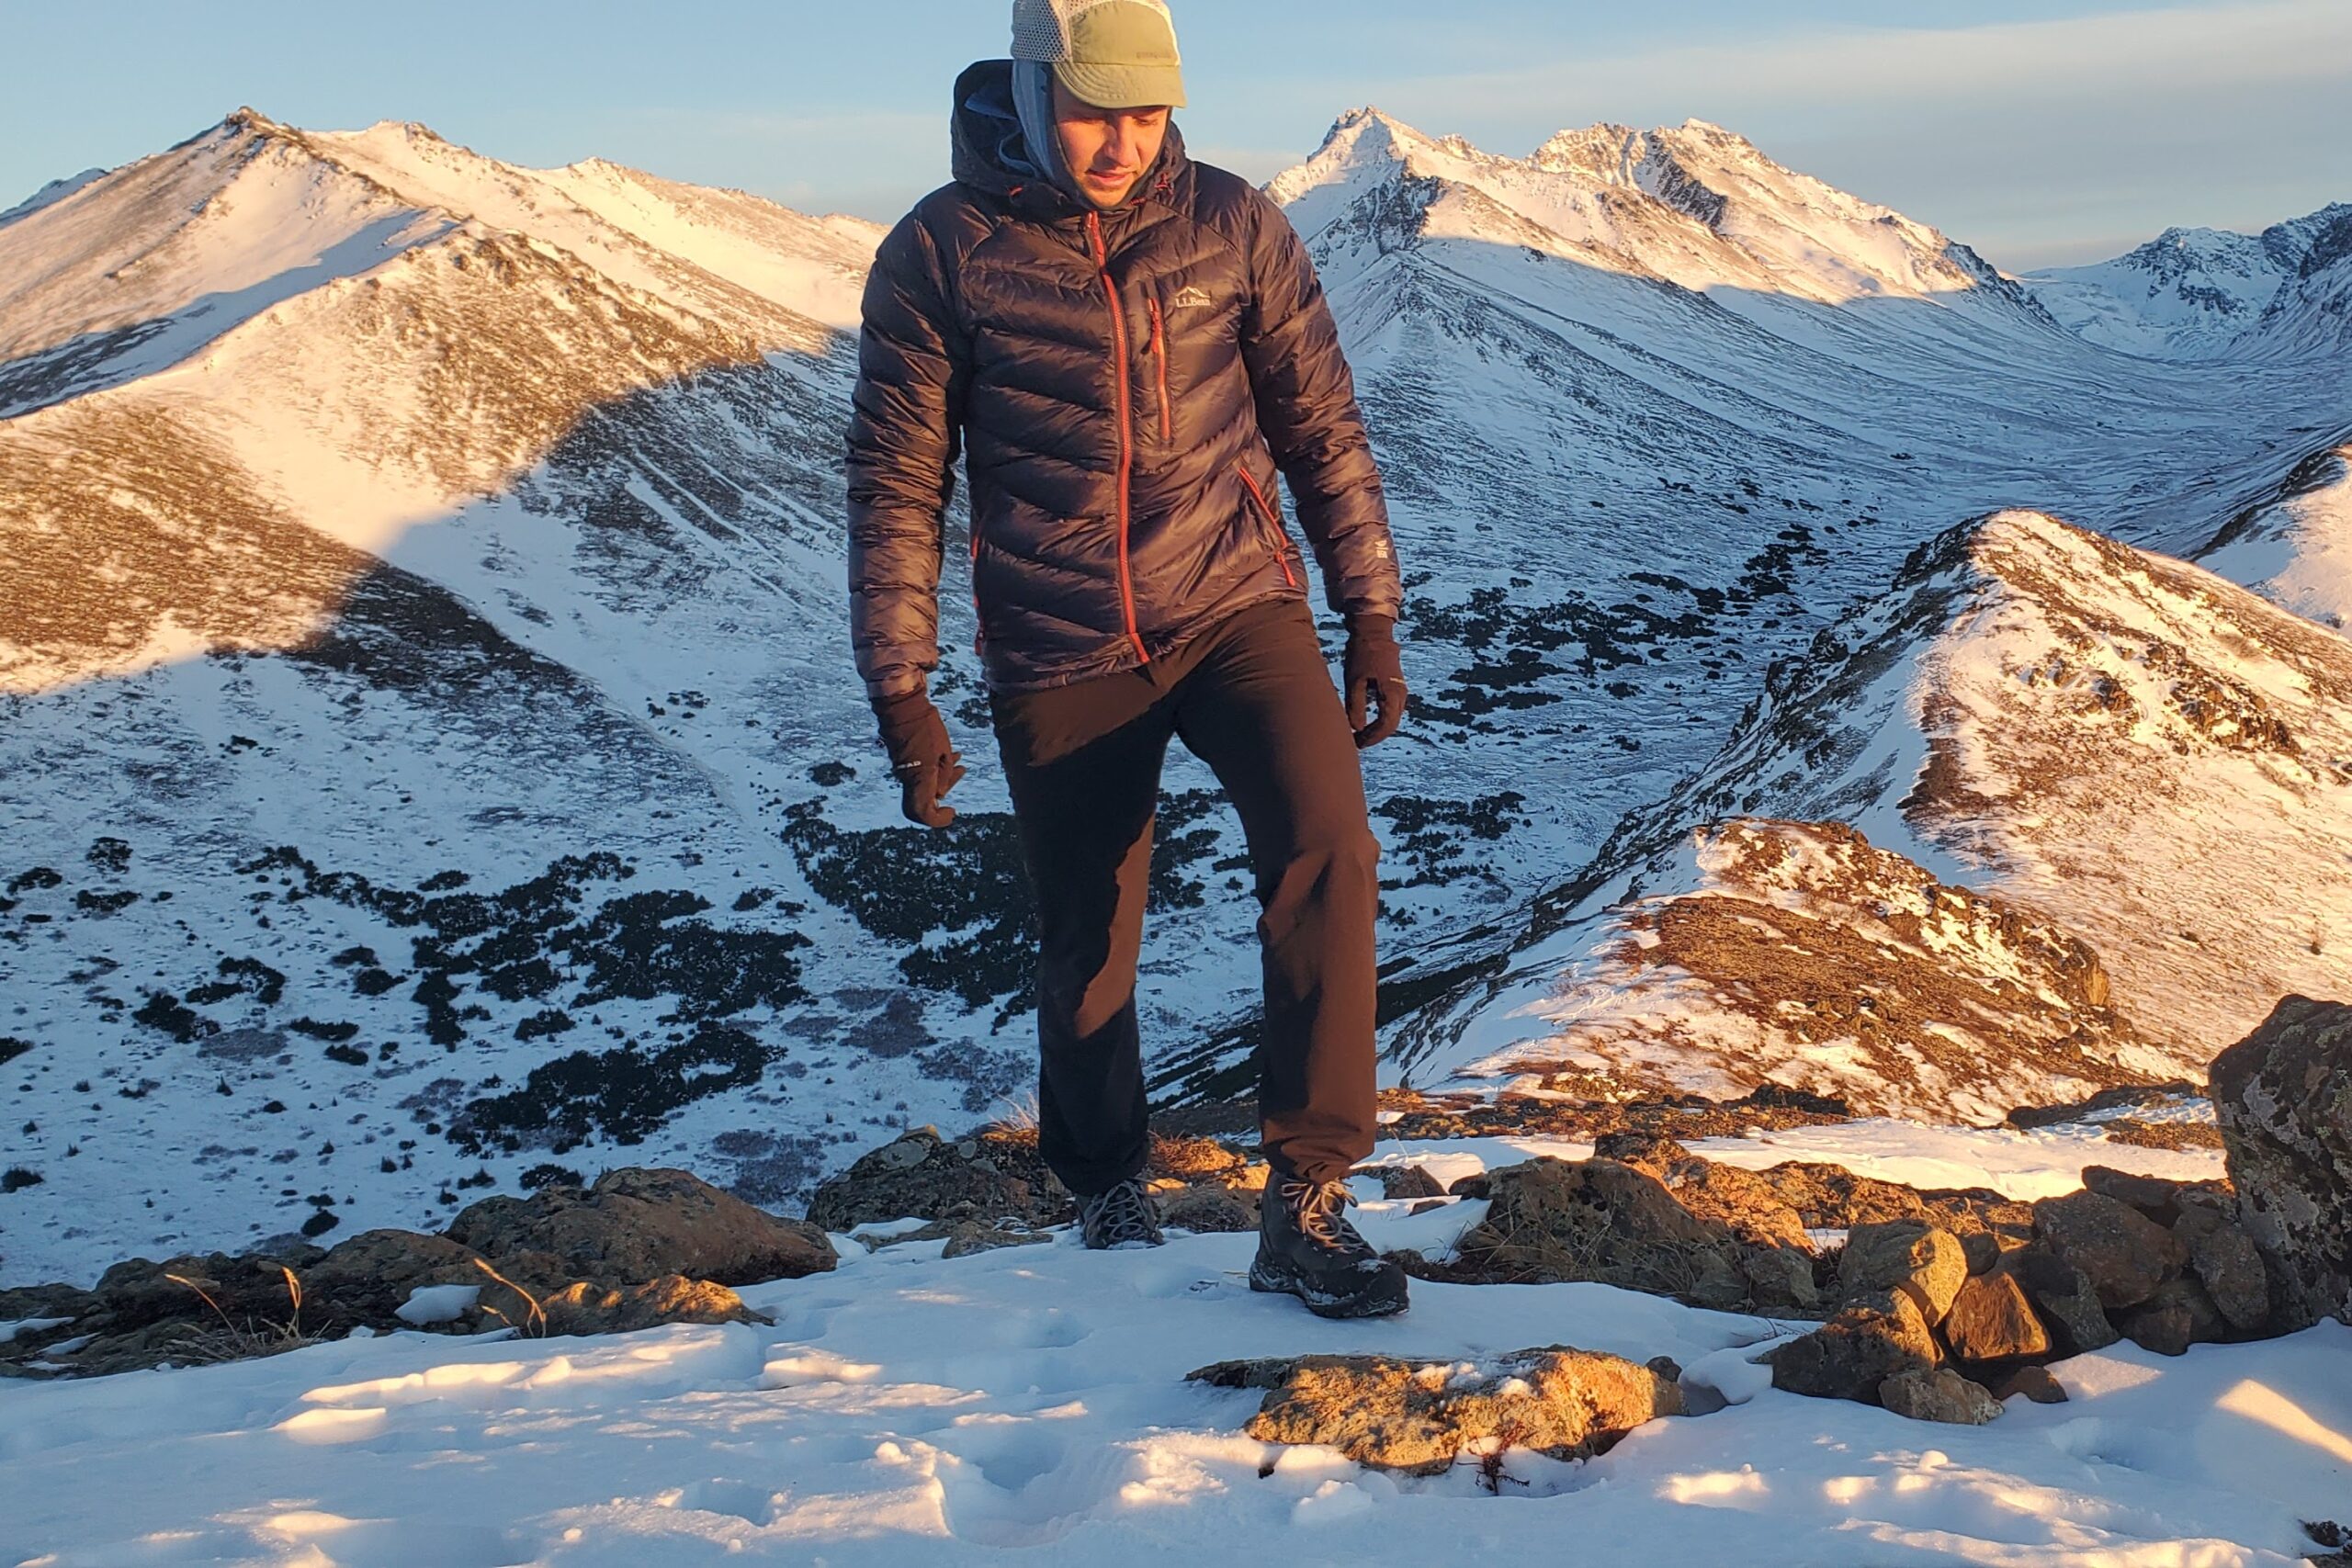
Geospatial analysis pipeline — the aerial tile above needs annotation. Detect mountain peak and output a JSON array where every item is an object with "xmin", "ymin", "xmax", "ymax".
[
  {"xmin": 1270, "ymin": 110, "xmax": 2000, "ymax": 309},
  {"xmin": 221, "ymin": 105, "xmax": 294, "ymax": 139}
]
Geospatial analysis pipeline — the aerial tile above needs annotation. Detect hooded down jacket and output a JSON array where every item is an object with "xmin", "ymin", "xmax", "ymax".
[{"xmin": 845, "ymin": 59, "xmax": 1402, "ymax": 701}]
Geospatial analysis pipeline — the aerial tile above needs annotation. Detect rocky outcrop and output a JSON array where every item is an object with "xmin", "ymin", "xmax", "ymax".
[
  {"xmin": 1939, "ymin": 1271, "xmax": 2051, "ymax": 1362},
  {"xmin": 2211, "ymin": 995, "xmax": 2352, "ymax": 1329},
  {"xmin": 1448, "ymin": 1157, "xmax": 1816, "ymax": 1312},
  {"xmin": 446, "ymin": 1168, "xmax": 833, "ymax": 1288},
  {"xmin": 2, "ymin": 1168, "xmax": 834, "ymax": 1379},
  {"xmin": 1879, "ymin": 1367, "xmax": 2003, "ymax": 1425},
  {"xmin": 1189, "ymin": 1348, "xmax": 1683, "ymax": 1474},
  {"xmin": 537, "ymin": 1275, "xmax": 759, "ymax": 1337},
  {"xmin": 805, "ymin": 1125, "xmax": 1270, "ymax": 1250},
  {"xmin": 2030, "ymin": 1190, "xmax": 2186, "ymax": 1310},
  {"xmin": 1767, "ymin": 1290, "xmax": 1941, "ymax": 1402},
  {"xmin": 1838, "ymin": 1222, "xmax": 1968, "ymax": 1325},
  {"xmin": 1745, "ymin": 1162, "xmax": 2035, "ymax": 1247},
  {"xmin": 1751, "ymin": 1148, "xmax": 2291, "ymax": 1419},
  {"xmin": 806, "ymin": 1126, "xmax": 1071, "ymax": 1233},
  {"xmin": 1993, "ymin": 1247, "xmax": 2120, "ymax": 1357}
]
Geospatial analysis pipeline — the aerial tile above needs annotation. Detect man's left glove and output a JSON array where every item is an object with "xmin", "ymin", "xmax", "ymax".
[
  {"xmin": 872, "ymin": 688, "xmax": 966, "ymax": 828},
  {"xmin": 1343, "ymin": 614, "xmax": 1408, "ymax": 749}
]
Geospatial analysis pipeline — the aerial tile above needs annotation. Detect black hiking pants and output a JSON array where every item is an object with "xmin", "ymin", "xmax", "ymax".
[{"xmin": 989, "ymin": 594, "xmax": 1381, "ymax": 1194}]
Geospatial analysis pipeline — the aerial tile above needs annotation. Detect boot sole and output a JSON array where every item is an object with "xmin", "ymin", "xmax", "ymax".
[{"xmin": 1249, "ymin": 1256, "xmax": 1410, "ymax": 1320}]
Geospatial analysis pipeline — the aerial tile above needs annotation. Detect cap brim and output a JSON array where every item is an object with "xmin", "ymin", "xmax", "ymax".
[{"xmin": 1051, "ymin": 59, "xmax": 1187, "ymax": 110}]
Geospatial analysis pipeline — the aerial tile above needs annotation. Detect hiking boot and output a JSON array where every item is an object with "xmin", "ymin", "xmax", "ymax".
[
  {"xmin": 1078, "ymin": 1175, "xmax": 1166, "ymax": 1249},
  {"xmin": 1250, "ymin": 1177, "xmax": 1409, "ymax": 1318}
]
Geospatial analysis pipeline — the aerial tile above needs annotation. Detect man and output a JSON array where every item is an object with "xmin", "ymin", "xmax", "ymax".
[{"xmin": 845, "ymin": 0, "xmax": 1410, "ymax": 1319}]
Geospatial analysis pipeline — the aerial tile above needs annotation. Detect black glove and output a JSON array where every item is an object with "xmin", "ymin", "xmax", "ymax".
[
  {"xmin": 872, "ymin": 688, "xmax": 965, "ymax": 828},
  {"xmin": 1343, "ymin": 614, "xmax": 1407, "ymax": 749}
]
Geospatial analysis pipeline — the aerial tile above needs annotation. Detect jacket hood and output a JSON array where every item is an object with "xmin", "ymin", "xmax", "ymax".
[{"xmin": 951, "ymin": 58, "xmax": 1187, "ymax": 216}]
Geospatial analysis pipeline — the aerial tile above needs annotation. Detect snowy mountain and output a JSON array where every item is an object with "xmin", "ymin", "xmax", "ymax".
[
  {"xmin": 2198, "ymin": 443, "xmax": 2352, "ymax": 630},
  {"xmin": 4, "ymin": 105, "xmax": 2349, "ymax": 1287},
  {"xmin": 2020, "ymin": 203, "xmax": 2352, "ymax": 359},
  {"xmin": 1390, "ymin": 513, "xmax": 2352, "ymax": 1118}
]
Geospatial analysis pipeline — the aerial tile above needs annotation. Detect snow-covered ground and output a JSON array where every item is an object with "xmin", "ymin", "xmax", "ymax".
[{"xmin": 6, "ymin": 1124, "xmax": 2346, "ymax": 1567}]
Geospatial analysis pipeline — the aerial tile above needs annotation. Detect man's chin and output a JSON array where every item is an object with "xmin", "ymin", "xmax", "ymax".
[{"xmin": 1079, "ymin": 175, "xmax": 1140, "ymax": 209}]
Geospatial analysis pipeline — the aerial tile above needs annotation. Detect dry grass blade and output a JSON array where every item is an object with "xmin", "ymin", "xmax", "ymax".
[
  {"xmin": 163, "ymin": 1271, "xmax": 322, "ymax": 1366},
  {"xmin": 470, "ymin": 1257, "xmax": 548, "ymax": 1337}
]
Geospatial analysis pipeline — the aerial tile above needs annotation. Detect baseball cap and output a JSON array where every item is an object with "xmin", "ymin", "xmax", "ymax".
[{"xmin": 1011, "ymin": 0, "xmax": 1187, "ymax": 110}]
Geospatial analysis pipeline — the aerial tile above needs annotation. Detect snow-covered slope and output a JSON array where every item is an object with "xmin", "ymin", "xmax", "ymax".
[
  {"xmin": 2020, "ymin": 203, "xmax": 2352, "ymax": 360},
  {"xmin": 1396, "ymin": 513, "xmax": 2352, "ymax": 1113},
  {"xmin": 0, "ymin": 166, "xmax": 110, "ymax": 227},
  {"xmin": 4, "ymin": 103, "xmax": 2349, "ymax": 1286},
  {"xmin": 7, "ymin": 1123, "xmax": 2349, "ymax": 1567},
  {"xmin": 2199, "ymin": 443, "xmax": 2352, "ymax": 632}
]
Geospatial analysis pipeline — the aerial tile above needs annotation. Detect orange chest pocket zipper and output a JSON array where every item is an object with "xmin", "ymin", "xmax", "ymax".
[
  {"xmin": 1234, "ymin": 461, "xmax": 1298, "ymax": 589},
  {"xmin": 1146, "ymin": 297, "xmax": 1172, "ymax": 443}
]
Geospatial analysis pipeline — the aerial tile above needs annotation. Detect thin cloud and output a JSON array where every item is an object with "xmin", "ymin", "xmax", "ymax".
[
  {"xmin": 1341, "ymin": 0, "xmax": 2352, "ymax": 133},
  {"xmin": 1279, "ymin": 0, "xmax": 2350, "ymax": 266}
]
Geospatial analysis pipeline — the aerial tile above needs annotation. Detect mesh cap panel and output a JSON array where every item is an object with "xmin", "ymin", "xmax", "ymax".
[{"xmin": 1011, "ymin": 0, "xmax": 1181, "ymax": 63}]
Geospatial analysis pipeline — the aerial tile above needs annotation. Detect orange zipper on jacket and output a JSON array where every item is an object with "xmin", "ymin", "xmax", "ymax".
[
  {"xmin": 1234, "ymin": 460, "xmax": 1299, "ymax": 590},
  {"xmin": 1146, "ymin": 296, "xmax": 1172, "ymax": 443},
  {"xmin": 969, "ymin": 524, "xmax": 985, "ymax": 655},
  {"xmin": 1088, "ymin": 210, "xmax": 1149, "ymax": 666}
]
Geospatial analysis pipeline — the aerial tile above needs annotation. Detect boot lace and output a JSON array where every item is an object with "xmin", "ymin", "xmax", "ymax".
[
  {"xmin": 1281, "ymin": 1179, "xmax": 1374, "ymax": 1258},
  {"xmin": 1080, "ymin": 1177, "xmax": 1163, "ymax": 1248}
]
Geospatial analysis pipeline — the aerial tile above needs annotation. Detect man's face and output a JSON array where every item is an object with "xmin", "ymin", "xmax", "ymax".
[{"xmin": 1051, "ymin": 78, "xmax": 1170, "ymax": 209}]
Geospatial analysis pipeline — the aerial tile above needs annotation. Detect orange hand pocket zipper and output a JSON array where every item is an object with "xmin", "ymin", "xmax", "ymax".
[{"xmin": 1234, "ymin": 461, "xmax": 1298, "ymax": 589}]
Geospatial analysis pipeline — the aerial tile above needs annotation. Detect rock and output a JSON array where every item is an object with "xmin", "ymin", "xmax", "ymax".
[
  {"xmin": 1994, "ymin": 1246, "xmax": 2120, "ymax": 1356},
  {"xmin": 299, "ymin": 1229, "xmax": 506, "ymax": 1333},
  {"xmin": 2082, "ymin": 1165, "xmax": 2188, "ymax": 1226},
  {"xmin": 2117, "ymin": 1277, "xmax": 2223, "ymax": 1356},
  {"xmin": 2210, "ymin": 995, "xmax": 2352, "ymax": 1331},
  {"xmin": 1987, "ymin": 1364, "xmax": 2068, "ymax": 1404},
  {"xmin": 1878, "ymin": 1367, "xmax": 2003, "ymax": 1424},
  {"xmin": 1451, "ymin": 1158, "xmax": 1758, "ymax": 1309},
  {"xmin": 2030, "ymin": 1190, "xmax": 2185, "ymax": 1310},
  {"xmin": 1187, "ymin": 1347, "xmax": 1683, "ymax": 1474},
  {"xmin": 1408, "ymin": 1199, "xmax": 1450, "ymax": 1216},
  {"xmin": 1373, "ymin": 1165, "xmax": 1446, "ymax": 1201},
  {"xmin": 538, "ymin": 1275, "xmax": 761, "ymax": 1337},
  {"xmin": 1159, "ymin": 1185, "xmax": 1258, "ymax": 1234},
  {"xmin": 2184, "ymin": 1219, "xmax": 2270, "ymax": 1333},
  {"xmin": 447, "ymin": 1168, "xmax": 834, "ymax": 1288},
  {"xmin": 806, "ymin": 1128, "xmax": 1070, "ymax": 1232},
  {"xmin": 939, "ymin": 1224, "xmax": 1052, "ymax": 1258},
  {"xmin": 86, "ymin": 1250, "xmax": 317, "ymax": 1334},
  {"xmin": 1939, "ymin": 1271, "xmax": 2051, "ymax": 1362},
  {"xmin": 1148, "ymin": 1133, "xmax": 1253, "ymax": 1185},
  {"xmin": 1589, "ymin": 1131, "xmax": 1691, "ymax": 1173},
  {"xmin": 1839, "ymin": 1222, "xmax": 1968, "ymax": 1325},
  {"xmin": 2005, "ymin": 1081, "xmax": 2198, "ymax": 1129},
  {"xmin": 0, "ymin": 1282, "xmax": 95, "ymax": 1323},
  {"xmin": 29, "ymin": 1318, "xmax": 234, "ymax": 1379},
  {"xmin": 1736, "ymin": 1243, "xmax": 1823, "ymax": 1313},
  {"xmin": 1767, "ymin": 1289, "xmax": 1941, "ymax": 1404},
  {"xmin": 1659, "ymin": 1159, "xmax": 1815, "ymax": 1252},
  {"xmin": 1961, "ymin": 1232, "xmax": 2003, "ymax": 1277},
  {"xmin": 1919, "ymin": 1192, "xmax": 2040, "ymax": 1250},
  {"xmin": 1753, "ymin": 1163, "xmax": 1933, "ymax": 1229}
]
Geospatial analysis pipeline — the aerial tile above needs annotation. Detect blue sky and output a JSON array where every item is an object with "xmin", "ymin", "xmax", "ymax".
[{"xmin": 5, "ymin": 0, "xmax": 2346, "ymax": 267}]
